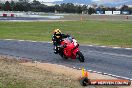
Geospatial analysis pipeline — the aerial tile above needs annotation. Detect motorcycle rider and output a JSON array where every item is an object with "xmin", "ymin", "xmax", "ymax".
[{"xmin": 52, "ymin": 29, "xmax": 70, "ymax": 54}]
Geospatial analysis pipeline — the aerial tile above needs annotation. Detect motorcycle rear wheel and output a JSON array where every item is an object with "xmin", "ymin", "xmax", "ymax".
[{"xmin": 77, "ymin": 51, "xmax": 84, "ymax": 62}]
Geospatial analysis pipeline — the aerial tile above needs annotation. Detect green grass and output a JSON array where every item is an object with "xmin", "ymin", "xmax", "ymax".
[{"xmin": 0, "ymin": 21, "xmax": 132, "ymax": 47}]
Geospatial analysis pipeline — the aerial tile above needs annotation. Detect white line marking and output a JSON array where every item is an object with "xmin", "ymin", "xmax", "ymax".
[
  {"xmin": 107, "ymin": 74, "xmax": 113, "ymax": 76},
  {"xmin": 100, "ymin": 46, "xmax": 107, "ymax": 48},
  {"xmin": 29, "ymin": 41, "xmax": 37, "ymax": 42},
  {"xmin": 120, "ymin": 77, "xmax": 131, "ymax": 80},
  {"xmin": 125, "ymin": 48, "xmax": 132, "ymax": 50},
  {"xmin": 4, "ymin": 39, "xmax": 14, "ymax": 40},
  {"xmin": 78, "ymin": 68, "xmax": 81, "ymax": 70},
  {"xmin": 97, "ymin": 72, "xmax": 102, "ymax": 74},
  {"xmin": 83, "ymin": 44, "xmax": 132, "ymax": 50},
  {"xmin": 113, "ymin": 47, "xmax": 120, "ymax": 49},
  {"xmin": 88, "ymin": 70, "xmax": 92, "ymax": 72},
  {"xmin": 18, "ymin": 40, "xmax": 25, "ymax": 41},
  {"xmin": 2, "ymin": 39, "xmax": 132, "ymax": 49},
  {"xmin": 93, "ymin": 71, "xmax": 97, "ymax": 73},
  {"xmin": 103, "ymin": 73, "xmax": 108, "ymax": 75},
  {"xmin": 88, "ymin": 45, "xmax": 93, "ymax": 46},
  {"xmin": 115, "ymin": 75, "xmax": 121, "ymax": 78},
  {"xmin": 87, "ymin": 50, "xmax": 132, "ymax": 58},
  {"xmin": 73, "ymin": 67, "xmax": 76, "ymax": 69},
  {"xmin": 2, "ymin": 39, "xmax": 52, "ymax": 44},
  {"xmin": 86, "ymin": 69, "xmax": 132, "ymax": 80},
  {"xmin": 111, "ymin": 75, "xmax": 117, "ymax": 77}
]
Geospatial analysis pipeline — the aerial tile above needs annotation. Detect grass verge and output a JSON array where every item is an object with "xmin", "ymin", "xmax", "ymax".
[
  {"xmin": 0, "ymin": 56, "xmax": 82, "ymax": 88},
  {"xmin": 0, "ymin": 21, "xmax": 132, "ymax": 47},
  {"xmin": 0, "ymin": 56, "xmax": 119, "ymax": 88}
]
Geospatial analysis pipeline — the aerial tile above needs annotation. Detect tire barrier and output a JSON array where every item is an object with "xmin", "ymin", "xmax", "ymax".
[{"xmin": 1, "ymin": 13, "xmax": 14, "ymax": 17}]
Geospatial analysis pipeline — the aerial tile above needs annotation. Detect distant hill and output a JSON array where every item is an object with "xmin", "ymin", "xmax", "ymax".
[
  {"xmin": 54, "ymin": 0, "xmax": 132, "ymax": 6},
  {"xmin": 54, "ymin": 0, "xmax": 92, "ymax": 4},
  {"xmin": 94, "ymin": 0, "xmax": 132, "ymax": 7}
]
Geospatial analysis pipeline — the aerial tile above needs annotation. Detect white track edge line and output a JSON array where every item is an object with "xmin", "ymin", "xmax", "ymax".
[
  {"xmin": 71, "ymin": 66, "xmax": 132, "ymax": 81},
  {"xmin": 2, "ymin": 39, "xmax": 132, "ymax": 50}
]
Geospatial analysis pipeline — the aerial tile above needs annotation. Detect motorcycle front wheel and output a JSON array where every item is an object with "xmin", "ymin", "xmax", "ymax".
[{"xmin": 76, "ymin": 51, "xmax": 84, "ymax": 62}]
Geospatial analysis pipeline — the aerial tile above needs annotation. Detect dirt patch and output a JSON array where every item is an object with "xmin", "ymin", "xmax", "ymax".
[
  {"xmin": 21, "ymin": 62, "xmax": 116, "ymax": 80},
  {"xmin": 21, "ymin": 61, "xmax": 132, "ymax": 88},
  {"xmin": 0, "ymin": 56, "xmax": 83, "ymax": 88}
]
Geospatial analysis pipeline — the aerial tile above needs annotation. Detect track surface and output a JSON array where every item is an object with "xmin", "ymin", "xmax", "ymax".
[
  {"xmin": 0, "ymin": 17, "xmax": 61, "ymax": 21},
  {"xmin": 1, "ymin": 15, "xmax": 132, "ymax": 21},
  {"xmin": 0, "ymin": 40, "xmax": 132, "ymax": 80}
]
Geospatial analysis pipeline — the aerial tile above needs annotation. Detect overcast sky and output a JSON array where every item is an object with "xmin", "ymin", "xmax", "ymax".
[
  {"xmin": 1, "ymin": 0, "xmax": 130, "ymax": 4},
  {"xmin": 36, "ymin": 0, "xmax": 131, "ymax": 3}
]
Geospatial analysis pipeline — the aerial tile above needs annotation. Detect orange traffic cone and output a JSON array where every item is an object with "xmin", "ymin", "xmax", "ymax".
[{"xmin": 85, "ymin": 71, "xmax": 88, "ymax": 77}]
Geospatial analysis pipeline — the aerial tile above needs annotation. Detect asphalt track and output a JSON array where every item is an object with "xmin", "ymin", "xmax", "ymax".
[
  {"xmin": 0, "ymin": 17, "xmax": 60, "ymax": 21},
  {"xmin": 1, "ymin": 15, "xmax": 132, "ymax": 21},
  {"xmin": 0, "ymin": 40, "xmax": 132, "ymax": 80}
]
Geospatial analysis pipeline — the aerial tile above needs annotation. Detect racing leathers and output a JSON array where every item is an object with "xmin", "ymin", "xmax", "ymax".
[{"xmin": 52, "ymin": 34, "xmax": 70, "ymax": 54}]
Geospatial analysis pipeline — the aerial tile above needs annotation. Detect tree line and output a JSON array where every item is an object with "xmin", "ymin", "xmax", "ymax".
[
  {"xmin": 0, "ymin": 0, "xmax": 88, "ymax": 13},
  {"xmin": 0, "ymin": 0, "xmax": 131, "ymax": 14}
]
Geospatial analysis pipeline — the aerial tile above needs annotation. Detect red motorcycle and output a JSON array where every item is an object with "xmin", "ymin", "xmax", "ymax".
[{"xmin": 58, "ymin": 37, "xmax": 84, "ymax": 62}]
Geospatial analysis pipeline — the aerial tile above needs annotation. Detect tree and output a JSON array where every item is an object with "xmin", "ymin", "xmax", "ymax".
[
  {"xmin": 5, "ymin": 1, "xmax": 11, "ymax": 11},
  {"xmin": 65, "ymin": 3, "xmax": 75, "ymax": 13},
  {"xmin": 60, "ymin": 3, "xmax": 66, "ymax": 13},
  {"xmin": 120, "ymin": 5, "xmax": 129, "ymax": 11},
  {"xmin": 14, "ymin": 2, "xmax": 25, "ymax": 11},
  {"xmin": 1, "ymin": 3, "xmax": 5, "ymax": 10},
  {"xmin": 10, "ymin": 1, "xmax": 15, "ymax": 11},
  {"xmin": 0, "ymin": 3, "xmax": 2, "ymax": 10},
  {"xmin": 88, "ymin": 7, "xmax": 95, "ymax": 15},
  {"xmin": 55, "ymin": 4, "xmax": 60, "ymax": 12},
  {"xmin": 75, "ymin": 5, "xmax": 82, "ymax": 13},
  {"xmin": 19, "ymin": 0, "xmax": 29, "ymax": 3},
  {"xmin": 31, "ymin": 0, "xmax": 42, "ymax": 12},
  {"xmin": 81, "ymin": 5, "xmax": 87, "ymax": 13}
]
